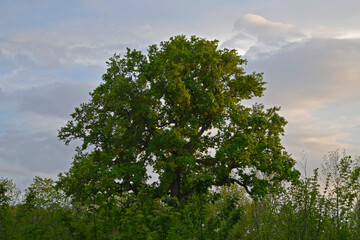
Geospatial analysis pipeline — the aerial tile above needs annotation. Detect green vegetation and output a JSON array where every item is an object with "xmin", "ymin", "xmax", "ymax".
[
  {"xmin": 1, "ymin": 36, "xmax": 360, "ymax": 239},
  {"xmin": 2, "ymin": 151, "xmax": 360, "ymax": 239}
]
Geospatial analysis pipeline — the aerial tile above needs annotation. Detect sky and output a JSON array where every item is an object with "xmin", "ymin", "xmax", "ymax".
[{"xmin": 1, "ymin": 0, "xmax": 360, "ymax": 190}]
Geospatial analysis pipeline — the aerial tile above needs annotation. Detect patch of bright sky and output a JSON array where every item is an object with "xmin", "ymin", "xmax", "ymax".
[{"xmin": 312, "ymin": 102, "xmax": 360, "ymax": 148}]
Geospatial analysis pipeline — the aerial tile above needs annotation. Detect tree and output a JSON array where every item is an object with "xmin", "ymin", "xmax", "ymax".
[
  {"xmin": 15, "ymin": 177, "xmax": 71, "ymax": 240},
  {"xmin": 321, "ymin": 150, "xmax": 360, "ymax": 238},
  {"xmin": 0, "ymin": 178, "xmax": 20, "ymax": 240},
  {"xmin": 58, "ymin": 35, "xmax": 299, "ymax": 205}
]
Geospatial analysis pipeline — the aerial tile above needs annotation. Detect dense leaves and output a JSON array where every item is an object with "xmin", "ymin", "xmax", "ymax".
[
  {"xmin": 2, "ymin": 151, "xmax": 360, "ymax": 239},
  {"xmin": 58, "ymin": 35, "xmax": 298, "ymax": 203}
]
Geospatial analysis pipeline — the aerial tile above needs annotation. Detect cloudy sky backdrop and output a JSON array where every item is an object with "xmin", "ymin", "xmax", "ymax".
[{"xmin": 1, "ymin": 0, "xmax": 360, "ymax": 189}]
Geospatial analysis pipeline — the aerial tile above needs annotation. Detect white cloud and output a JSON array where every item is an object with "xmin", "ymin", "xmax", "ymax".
[
  {"xmin": 310, "ymin": 26, "xmax": 339, "ymax": 39},
  {"xmin": 222, "ymin": 14, "xmax": 306, "ymax": 59},
  {"xmin": 237, "ymin": 14, "xmax": 294, "ymax": 36}
]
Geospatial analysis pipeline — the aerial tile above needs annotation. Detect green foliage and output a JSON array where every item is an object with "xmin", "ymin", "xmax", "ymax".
[
  {"xmin": 234, "ymin": 150, "xmax": 360, "ymax": 240},
  {"xmin": 0, "ymin": 178, "xmax": 20, "ymax": 240},
  {"xmin": 58, "ymin": 35, "xmax": 298, "ymax": 206},
  {"xmin": 0, "ymin": 177, "xmax": 71, "ymax": 240},
  {"xmin": 1, "ymin": 150, "xmax": 360, "ymax": 239},
  {"xmin": 17, "ymin": 177, "xmax": 70, "ymax": 239}
]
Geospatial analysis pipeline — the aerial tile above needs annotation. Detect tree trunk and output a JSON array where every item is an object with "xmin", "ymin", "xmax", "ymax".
[{"xmin": 170, "ymin": 167, "xmax": 181, "ymax": 200}]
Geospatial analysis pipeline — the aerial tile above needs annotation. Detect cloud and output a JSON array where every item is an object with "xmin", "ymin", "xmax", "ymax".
[
  {"xmin": 0, "ymin": 20, "xmax": 164, "ymax": 77},
  {"xmin": 0, "ymin": 128, "xmax": 77, "ymax": 190},
  {"xmin": 251, "ymin": 38, "xmax": 360, "ymax": 106},
  {"xmin": 13, "ymin": 81, "xmax": 96, "ymax": 118},
  {"xmin": 311, "ymin": 26, "xmax": 339, "ymax": 39},
  {"xmin": 222, "ymin": 14, "xmax": 306, "ymax": 59},
  {"xmin": 243, "ymin": 37, "xmax": 360, "ymax": 167},
  {"xmin": 0, "ymin": 81, "xmax": 98, "ymax": 137},
  {"xmin": 235, "ymin": 14, "xmax": 294, "ymax": 39},
  {"xmin": 0, "ymin": 79, "xmax": 99, "ymax": 190},
  {"xmin": 1, "ymin": 35, "xmax": 105, "ymax": 71}
]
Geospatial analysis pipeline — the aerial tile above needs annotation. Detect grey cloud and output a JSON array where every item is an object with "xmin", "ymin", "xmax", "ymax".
[
  {"xmin": 1, "ymin": 38, "xmax": 67, "ymax": 70},
  {"xmin": 0, "ymin": 129, "xmax": 78, "ymax": 189},
  {"xmin": 246, "ymin": 38, "xmax": 360, "ymax": 107},
  {"xmin": 0, "ymin": 50, "xmax": 18, "ymax": 74},
  {"xmin": 1, "ymin": 27, "xmax": 157, "ymax": 75},
  {"xmin": 243, "ymin": 37, "xmax": 360, "ymax": 167},
  {"xmin": 0, "ymin": 128, "xmax": 77, "ymax": 190},
  {"xmin": 2, "ymin": 39, "xmax": 97, "ymax": 71},
  {"xmin": 6, "ymin": 81, "xmax": 97, "ymax": 118},
  {"xmin": 0, "ymin": 129, "xmax": 73, "ymax": 172}
]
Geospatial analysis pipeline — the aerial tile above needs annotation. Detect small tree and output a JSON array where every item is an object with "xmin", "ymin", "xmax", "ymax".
[
  {"xmin": 0, "ymin": 178, "xmax": 20, "ymax": 240},
  {"xmin": 321, "ymin": 151, "xmax": 360, "ymax": 238},
  {"xmin": 15, "ymin": 177, "xmax": 71, "ymax": 240}
]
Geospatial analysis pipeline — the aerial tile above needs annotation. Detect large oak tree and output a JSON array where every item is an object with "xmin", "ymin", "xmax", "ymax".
[{"xmin": 58, "ymin": 35, "xmax": 299, "ymax": 203}]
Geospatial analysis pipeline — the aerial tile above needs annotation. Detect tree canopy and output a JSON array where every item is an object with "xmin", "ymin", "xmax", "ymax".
[{"xmin": 58, "ymin": 35, "xmax": 299, "ymax": 203}]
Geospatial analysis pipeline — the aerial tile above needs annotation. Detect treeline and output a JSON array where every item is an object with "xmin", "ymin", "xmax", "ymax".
[{"xmin": 1, "ymin": 150, "xmax": 360, "ymax": 239}]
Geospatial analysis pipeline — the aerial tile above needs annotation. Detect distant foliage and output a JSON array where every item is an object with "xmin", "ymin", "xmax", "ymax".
[{"xmin": 1, "ymin": 151, "xmax": 360, "ymax": 239}]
